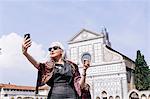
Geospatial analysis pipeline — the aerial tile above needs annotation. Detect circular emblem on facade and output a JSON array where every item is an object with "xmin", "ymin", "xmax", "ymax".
[
  {"xmin": 81, "ymin": 33, "xmax": 88, "ymax": 39},
  {"xmin": 81, "ymin": 52, "xmax": 91, "ymax": 64}
]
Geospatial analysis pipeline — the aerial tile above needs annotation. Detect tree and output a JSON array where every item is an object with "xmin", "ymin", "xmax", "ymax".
[{"xmin": 134, "ymin": 50, "xmax": 150, "ymax": 90}]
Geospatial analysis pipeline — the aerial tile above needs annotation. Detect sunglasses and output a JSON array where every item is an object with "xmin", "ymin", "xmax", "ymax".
[{"xmin": 48, "ymin": 46, "xmax": 61, "ymax": 51}]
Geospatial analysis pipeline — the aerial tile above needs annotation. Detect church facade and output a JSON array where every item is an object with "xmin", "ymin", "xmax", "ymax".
[{"xmin": 67, "ymin": 28, "xmax": 135, "ymax": 99}]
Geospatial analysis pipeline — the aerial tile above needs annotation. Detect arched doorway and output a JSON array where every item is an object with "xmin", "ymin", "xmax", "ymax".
[
  {"xmin": 115, "ymin": 96, "xmax": 120, "ymax": 99},
  {"xmin": 96, "ymin": 96, "xmax": 100, "ymax": 99},
  {"xmin": 17, "ymin": 97, "xmax": 22, "ymax": 99},
  {"xmin": 129, "ymin": 91, "xmax": 139, "ymax": 99},
  {"xmin": 102, "ymin": 91, "xmax": 107, "ymax": 99},
  {"xmin": 109, "ymin": 96, "xmax": 113, "ymax": 99},
  {"xmin": 141, "ymin": 94, "xmax": 147, "ymax": 99}
]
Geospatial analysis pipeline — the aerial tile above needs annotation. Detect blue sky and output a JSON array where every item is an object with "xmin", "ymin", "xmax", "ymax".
[{"xmin": 0, "ymin": 0, "xmax": 149, "ymax": 86}]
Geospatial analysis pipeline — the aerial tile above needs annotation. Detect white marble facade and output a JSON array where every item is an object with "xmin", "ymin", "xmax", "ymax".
[{"xmin": 67, "ymin": 29, "xmax": 134, "ymax": 99}]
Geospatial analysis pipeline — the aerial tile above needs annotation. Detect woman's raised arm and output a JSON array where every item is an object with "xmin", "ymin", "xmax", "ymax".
[{"xmin": 22, "ymin": 36, "xmax": 40, "ymax": 69}]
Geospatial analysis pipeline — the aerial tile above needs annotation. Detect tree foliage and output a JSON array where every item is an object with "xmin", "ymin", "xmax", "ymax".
[{"xmin": 134, "ymin": 50, "xmax": 150, "ymax": 90}]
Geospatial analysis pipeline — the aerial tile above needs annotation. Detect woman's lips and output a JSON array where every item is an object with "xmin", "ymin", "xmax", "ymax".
[{"xmin": 51, "ymin": 52, "xmax": 54, "ymax": 55}]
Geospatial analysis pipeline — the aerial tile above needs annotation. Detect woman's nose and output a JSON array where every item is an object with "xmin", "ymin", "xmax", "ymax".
[{"xmin": 51, "ymin": 48, "xmax": 54, "ymax": 52}]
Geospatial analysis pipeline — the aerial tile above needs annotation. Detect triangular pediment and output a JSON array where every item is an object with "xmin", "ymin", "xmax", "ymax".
[{"xmin": 68, "ymin": 29, "xmax": 103, "ymax": 42}]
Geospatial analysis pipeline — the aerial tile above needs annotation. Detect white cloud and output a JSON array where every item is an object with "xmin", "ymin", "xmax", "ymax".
[{"xmin": 0, "ymin": 33, "xmax": 46, "ymax": 86}]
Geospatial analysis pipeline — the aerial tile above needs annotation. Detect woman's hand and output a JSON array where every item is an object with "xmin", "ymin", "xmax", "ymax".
[
  {"xmin": 82, "ymin": 60, "xmax": 90, "ymax": 76},
  {"xmin": 79, "ymin": 60, "xmax": 91, "ymax": 89},
  {"xmin": 21, "ymin": 36, "xmax": 40, "ymax": 69},
  {"xmin": 22, "ymin": 36, "xmax": 32, "ymax": 54},
  {"xmin": 83, "ymin": 60, "xmax": 90, "ymax": 70}
]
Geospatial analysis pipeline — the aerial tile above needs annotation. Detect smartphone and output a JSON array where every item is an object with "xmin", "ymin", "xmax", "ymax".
[{"xmin": 24, "ymin": 33, "xmax": 30, "ymax": 40}]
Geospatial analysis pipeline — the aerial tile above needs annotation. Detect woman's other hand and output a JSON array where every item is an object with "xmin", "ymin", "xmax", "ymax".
[{"xmin": 83, "ymin": 60, "xmax": 90, "ymax": 70}]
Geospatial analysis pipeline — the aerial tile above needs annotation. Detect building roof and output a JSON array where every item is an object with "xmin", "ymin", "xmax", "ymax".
[
  {"xmin": 105, "ymin": 45, "xmax": 135, "ymax": 63},
  {"xmin": 0, "ymin": 83, "xmax": 48, "ymax": 91},
  {"xmin": 0, "ymin": 83, "xmax": 35, "ymax": 90}
]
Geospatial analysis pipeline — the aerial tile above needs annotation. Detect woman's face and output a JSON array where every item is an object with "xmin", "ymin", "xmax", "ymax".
[{"xmin": 49, "ymin": 46, "xmax": 63, "ymax": 59}]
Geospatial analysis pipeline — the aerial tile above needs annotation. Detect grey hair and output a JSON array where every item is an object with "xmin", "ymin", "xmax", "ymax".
[
  {"xmin": 62, "ymin": 50, "xmax": 67, "ymax": 60},
  {"xmin": 44, "ymin": 52, "xmax": 51, "ymax": 62}
]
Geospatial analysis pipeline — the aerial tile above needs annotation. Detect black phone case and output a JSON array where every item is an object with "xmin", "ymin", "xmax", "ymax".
[{"xmin": 24, "ymin": 34, "xmax": 30, "ymax": 39}]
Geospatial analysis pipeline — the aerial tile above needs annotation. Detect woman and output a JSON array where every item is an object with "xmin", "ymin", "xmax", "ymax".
[{"xmin": 22, "ymin": 36, "xmax": 90, "ymax": 99}]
